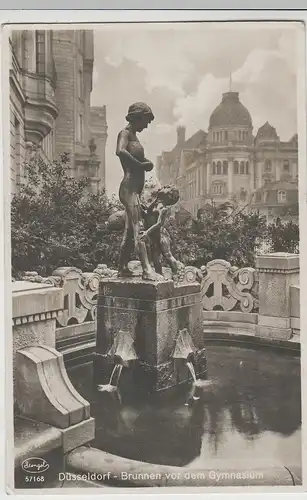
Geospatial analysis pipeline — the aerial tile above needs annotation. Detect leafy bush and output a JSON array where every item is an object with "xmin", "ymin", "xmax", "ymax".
[
  {"xmin": 166, "ymin": 201, "xmax": 268, "ymax": 269},
  {"xmin": 267, "ymin": 218, "xmax": 299, "ymax": 254},
  {"xmin": 11, "ymin": 153, "xmax": 122, "ymax": 279}
]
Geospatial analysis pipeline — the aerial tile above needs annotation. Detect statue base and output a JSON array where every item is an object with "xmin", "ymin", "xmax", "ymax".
[{"xmin": 95, "ymin": 277, "xmax": 207, "ymax": 394}]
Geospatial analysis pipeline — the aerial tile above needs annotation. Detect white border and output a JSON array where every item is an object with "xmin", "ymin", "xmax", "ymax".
[{"xmin": 1, "ymin": 9, "xmax": 307, "ymax": 500}]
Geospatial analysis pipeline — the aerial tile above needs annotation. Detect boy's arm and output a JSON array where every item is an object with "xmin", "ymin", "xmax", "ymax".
[{"xmin": 140, "ymin": 207, "xmax": 169, "ymax": 239}]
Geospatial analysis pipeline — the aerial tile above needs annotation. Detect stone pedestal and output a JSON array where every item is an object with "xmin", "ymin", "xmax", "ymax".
[
  {"xmin": 12, "ymin": 281, "xmax": 64, "ymax": 404},
  {"xmin": 256, "ymin": 252, "xmax": 299, "ymax": 340},
  {"xmin": 95, "ymin": 277, "xmax": 206, "ymax": 393}
]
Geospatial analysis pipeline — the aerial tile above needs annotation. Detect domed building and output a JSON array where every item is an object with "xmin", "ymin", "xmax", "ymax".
[{"xmin": 156, "ymin": 89, "xmax": 298, "ymax": 221}]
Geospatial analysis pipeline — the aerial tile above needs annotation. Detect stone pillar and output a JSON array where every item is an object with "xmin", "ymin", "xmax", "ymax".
[
  {"xmin": 228, "ymin": 159, "xmax": 233, "ymax": 196},
  {"xmin": 196, "ymin": 167, "xmax": 199, "ymax": 196},
  {"xmin": 275, "ymin": 159, "xmax": 281, "ymax": 181},
  {"xmin": 249, "ymin": 160, "xmax": 254, "ymax": 191},
  {"xmin": 202, "ymin": 163, "xmax": 206, "ymax": 193},
  {"xmin": 257, "ymin": 162, "xmax": 263, "ymax": 188},
  {"xmin": 206, "ymin": 163, "xmax": 211, "ymax": 194},
  {"xmin": 96, "ymin": 277, "xmax": 207, "ymax": 393},
  {"xmin": 12, "ymin": 281, "xmax": 63, "ymax": 379},
  {"xmin": 13, "ymin": 281, "xmax": 95, "ymax": 454},
  {"xmin": 256, "ymin": 253, "xmax": 299, "ymax": 340}
]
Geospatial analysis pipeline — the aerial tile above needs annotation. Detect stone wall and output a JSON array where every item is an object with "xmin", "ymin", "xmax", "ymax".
[
  {"xmin": 90, "ymin": 106, "xmax": 107, "ymax": 189},
  {"xmin": 53, "ymin": 31, "xmax": 76, "ymax": 159}
]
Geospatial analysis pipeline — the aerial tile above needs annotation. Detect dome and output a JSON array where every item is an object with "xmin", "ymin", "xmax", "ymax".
[
  {"xmin": 256, "ymin": 121, "xmax": 279, "ymax": 141},
  {"xmin": 209, "ymin": 92, "xmax": 252, "ymax": 129}
]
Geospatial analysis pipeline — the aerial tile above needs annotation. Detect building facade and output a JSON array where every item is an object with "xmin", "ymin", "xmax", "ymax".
[
  {"xmin": 9, "ymin": 29, "xmax": 107, "ymax": 194},
  {"xmin": 156, "ymin": 91, "xmax": 298, "ymax": 220}
]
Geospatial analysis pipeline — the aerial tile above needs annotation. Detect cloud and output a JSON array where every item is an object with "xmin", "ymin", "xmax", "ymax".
[
  {"xmin": 172, "ymin": 46, "xmax": 297, "ymax": 140},
  {"xmin": 91, "ymin": 23, "xmax": 299, "ymax": 195}
]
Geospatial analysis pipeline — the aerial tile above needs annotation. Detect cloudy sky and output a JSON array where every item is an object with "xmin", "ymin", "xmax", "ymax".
[{"xmin": 90, "ymin": 22, "xmax": 300, "ymax": 196}]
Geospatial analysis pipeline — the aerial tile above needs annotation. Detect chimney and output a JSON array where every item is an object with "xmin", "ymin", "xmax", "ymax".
[{"xmin": 177, "ymin": 126, "xmax": 186, "ymax": 147}]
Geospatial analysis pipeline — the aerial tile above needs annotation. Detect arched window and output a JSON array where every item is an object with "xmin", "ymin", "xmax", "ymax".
[
  {"xmin": 212, "ymin": 162, "xmax": 216, "ymax": 175},
  {"xmin": 234, "ymin": 161, "xmax": 239, "ymax": 174},
  {"xmin": 283, "ymin": 160, "xmax": 290, "ymax": 172},
  {"xmin": 217, "ymin": 161, "xmax": 222, "ymax": 175},
  {"xmin": 223, "ymin": 161, "xmax": 228, "ymax": 175},
  {"xmin": 278, "ymin": 190, "xmax": 287, "ymax": 203},
  {"xmin": 225, "ymin": 131, "xmax": 228, "ymax": 141},
  {"xmin": 213, "ymin": 183, "xmax": 223, "ymax": 195},
  {"xmin": 240, "ymin": 161, "xmax": 245, "ymax": 174},
  {"xmin": 245, "ymin": 161, "xmax": 249, "ymax": 174},
  {"xmin": 264, "ymin": 159, "xmax": 272, "ymax": 172}
]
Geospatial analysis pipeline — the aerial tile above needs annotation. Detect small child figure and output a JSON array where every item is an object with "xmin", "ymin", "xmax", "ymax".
[{"xmin": 139, "ymin": 185, "xmax": 184, "ymax": 276}]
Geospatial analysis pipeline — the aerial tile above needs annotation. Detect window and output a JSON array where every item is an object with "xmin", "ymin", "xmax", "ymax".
[
  {"xmin": 239, "ymin": 131, "xmax": 242, "ymax": 141},
  {"xmin": 217, "ymin": 161, "xmax": 222, "ymax": 175},
  {"xmin": 223, "ymin": 161, "xmax": 228, "ymax": 175},
  {"xmin": 278, "ymin": 190, "xmax": 286, "ymax": 203},
  {"xmin": 240, "ymin": 161, "xmax": 245, "ymax": 174},
  {"xmin": 212, "ymin": 162, "xmax": 216, "ymax": 175},
  {"xmin": 264, "ymin": 159, "xmax": 272, "ymax": 172},
  {"xmin": 35, "ymin": 30, "xmax": 46, "ymax": 73},
  {"xmin": 217, "ymin": 132, "xmax": 220, "ymax": 142},
  {"xmin": 213, "ymin": 183, "xmax": 223, "ymax": 195},
  {"xmin": 213, "ymin": 132, "xmax": 216, "ymax": 142},
  {"xmin": 234, "ymin": 161, "xmax": 239, "ymax": 174},
  {"xmin": 224, "ymin": 131, "xmax": 228, "ymax": 141},
  {"xmin": 245, "ymin": 161, "xmax": 249, "ymax": 174},
  {"xmin": 283, "ymin": 160, "xmax": 290, "ymax": 172},
  {"xmin": 11, "ymin": 31, "xmax": 23, "ymax": 65}
]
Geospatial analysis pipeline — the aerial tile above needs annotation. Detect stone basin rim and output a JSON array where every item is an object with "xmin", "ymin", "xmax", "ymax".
[{"xmin": 66, "ymin": 445, "xmax": 300, "ymax": 487}]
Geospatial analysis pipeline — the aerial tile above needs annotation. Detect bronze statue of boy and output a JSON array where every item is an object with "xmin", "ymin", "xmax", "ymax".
[
  {"xmin": 106, "ymin": 184, "xmax": 183, "ymax": 278},
  {"xmin": 116, "ymin": 102, "xmax": 164, "ymax": 281},
  {"xmin": 140, "ymin": 185, "xmax": 183, "ymax": 276}
]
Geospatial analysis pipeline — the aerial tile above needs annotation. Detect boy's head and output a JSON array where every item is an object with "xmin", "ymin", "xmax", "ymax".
[{"xmin": 155, "ymin": 185, "xmax": 180, "ymax": 207}]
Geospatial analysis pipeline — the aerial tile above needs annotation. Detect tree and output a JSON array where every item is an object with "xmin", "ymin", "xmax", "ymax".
[
  {"xmin": 267, "ymin": 218, "xmax": 299, "ymax": 254},
  {"xmin": 166, "ymin": 201, "xmax": 268, "ymax": 268},
  {"xmin": 11, "ymin": 153, "xmax": 122, "ymax": 278}
]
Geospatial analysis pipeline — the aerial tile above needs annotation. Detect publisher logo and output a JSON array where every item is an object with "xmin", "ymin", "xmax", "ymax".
[{"xmin": 21, "ymin": 458, "xmax": 49, "ymax": 474}]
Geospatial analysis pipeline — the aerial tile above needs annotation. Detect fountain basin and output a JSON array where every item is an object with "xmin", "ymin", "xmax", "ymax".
[{"xmin": 67, "ymin": 339, "xmax": 302, "ymax": 487}]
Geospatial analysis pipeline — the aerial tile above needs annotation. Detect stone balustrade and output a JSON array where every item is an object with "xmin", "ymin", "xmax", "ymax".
[
  {"xmin": 201, "ymin": 252, "xmax": 300, "ymax": 340},
  {"xmin": 18, "ymin": 252, "xmax": 300, "ymax": 360}
]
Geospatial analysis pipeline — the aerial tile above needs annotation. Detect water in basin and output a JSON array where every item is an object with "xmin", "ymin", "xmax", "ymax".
[{"xmin": 67, "ymin": 343, "xmax": 301, "ymax": 474}]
